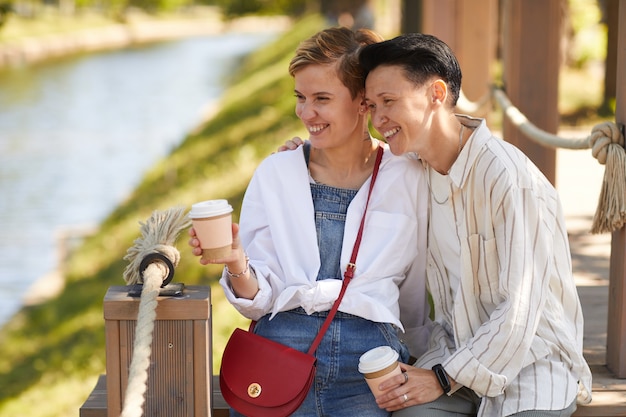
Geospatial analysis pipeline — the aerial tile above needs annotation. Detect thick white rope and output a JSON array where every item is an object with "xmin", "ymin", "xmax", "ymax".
[
  {"xmin": 119, "ymin": 207, "xmax": 191, "ymax": 417},
  {"xmin": 456, "ymin": 89, "xmax": 493, "ymax": 117},
  {"xmin": 120, "ymin": 265, "xmax": 162, "ymax": 417},
  {"xmin": 485, "ymin": 88, "xmax": 626, "ymax": 234},
  {"xmin": 492, "ymin": 89, "xmax": 591, "ymax": 149}
]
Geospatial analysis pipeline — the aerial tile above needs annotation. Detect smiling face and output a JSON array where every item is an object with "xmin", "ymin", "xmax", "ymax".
[
  {"xmin": 365, "ymin": 64, "xmax": 436, "ymax": 156},
  {"xmin": 294, "ymin": 63, "xmax": 364, "ymax": 150}
]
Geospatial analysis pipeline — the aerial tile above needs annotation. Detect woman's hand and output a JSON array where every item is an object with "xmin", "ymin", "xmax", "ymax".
[
  {"xmin": 188, "ymin": 223, "xmax": 243, "ymax": 266},
  {"xmin": 276, "ymin": 136, "xmax": 304, "ymax": 152},
  {"xmin": 375, "ymin": 363, "xmax": 445, "ymax": 411},
  {"xmin": 188, "ymin": 226, "xmax": 204, "ymax": 260},
  {"xmin": 189, "ymin": 224, "xmax": 258, "ymax": 299}
]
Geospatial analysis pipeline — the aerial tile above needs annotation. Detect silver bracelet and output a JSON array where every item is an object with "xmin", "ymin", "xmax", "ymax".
[{"xmin": 225, "ymin": 256, "xmax": 249, "ymax": 278}]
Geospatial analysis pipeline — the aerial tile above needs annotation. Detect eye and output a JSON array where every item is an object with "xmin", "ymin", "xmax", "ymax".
[
  {"xmin": 294, "ymin": 93, "xmax": 305, "ymax": 102},
  {"xmin": 367, "ymin": 103, "xmax": 376, "ymax": 111},
  {"xmin": 383, "ymin": 98, "xmax": 394, "ymax": 105}
]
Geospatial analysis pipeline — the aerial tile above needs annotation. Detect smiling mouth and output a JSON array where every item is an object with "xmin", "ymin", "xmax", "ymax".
[
  {"xmin": 308, "ymin": 124, "xmax": 328, "ymax": 134},
  {"xmin": 383, "ymin": 127, "xmax": 401, "ymax": 139}
]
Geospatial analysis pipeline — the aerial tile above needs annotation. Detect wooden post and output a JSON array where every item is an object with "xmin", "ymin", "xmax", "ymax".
[
  {"xmin": 104, "ymin": 286, "xmax": 212, "ymax": 417},
  {"xmin": 606, "ymin": 0, "xmax": 626, "ymax": 378},
  {"xmin": 421, "ymin": 0, "xmax": 497, "ymax": 103},
  {"xmin": 501, "ymin": 0, "xmax": 560, "ymax": 185},
  {"xmin": 602, "ymin": 0, "xmax": 618, "ymax": 113},
  {"xmin": 421, "ymin": 0, "xmax": 455, "ymax": 41},
  {"xmin": 401, "ymin": 0, "xmax": 423, "ymax": 33}
]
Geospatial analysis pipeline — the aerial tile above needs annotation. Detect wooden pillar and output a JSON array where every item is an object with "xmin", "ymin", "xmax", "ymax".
[
  {"xmin": 421, "ymin": 0, "xmax": 497, "ymax": 102},
  {"xmin": 401, "ymin": 0, "xmax": 423, "ymax": 33},
  {"xmin": 421, "ymin": 0, "xmax": 456, "ymax": 41},
  {"xmin": 606, "ymin": 0, "xmax": 626, "ymax": 378},
  {"xmin": 501, "ymin": 0, "xmax": 560, "ymax": 185},
  {"xmin": 602, "ymin": 0, "xmax": 619, "ymax": 113},
  {"xmin": 456, "ymin": 0, "xmax": 497, "ymax": 102}
]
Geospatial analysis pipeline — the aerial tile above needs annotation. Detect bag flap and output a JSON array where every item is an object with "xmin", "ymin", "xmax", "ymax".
[{"xmin": 220, "ymin": 327, "xmax": 316, "ymax": 408}]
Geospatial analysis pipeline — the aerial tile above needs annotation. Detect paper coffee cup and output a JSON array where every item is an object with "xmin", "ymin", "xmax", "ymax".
[
  {"xmin": 358, "ymin": 346, "xmax": 402, "ymax": 398},
  {"xmin": 189, "ymin": 199, "xmax": 233, "ymax": 261}
]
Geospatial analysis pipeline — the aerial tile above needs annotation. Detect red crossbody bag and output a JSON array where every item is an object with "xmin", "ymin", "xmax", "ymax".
[{"xmin": 219, "ymin": 145, "xmax": 384, "ymax": 417}]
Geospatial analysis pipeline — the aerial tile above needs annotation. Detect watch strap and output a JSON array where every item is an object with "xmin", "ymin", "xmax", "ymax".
[{"xmin": 432, "ymin": 364, "xmax": 451, "ymax": 394}]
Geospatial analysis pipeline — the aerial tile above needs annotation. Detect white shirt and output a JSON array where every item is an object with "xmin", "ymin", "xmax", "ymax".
[
  {"xmin": 220, "ymin": 142, "xmax": 432, "ymax": 357},
  {"xmin": 416, "ymin": 116, "xmax": 592, "ymax": 416}
]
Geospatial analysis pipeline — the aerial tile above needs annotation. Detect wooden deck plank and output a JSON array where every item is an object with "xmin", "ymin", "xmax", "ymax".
[
  {"xmin": 80, "ymin": 372, "xmax": 626, "ymax": 417},
  {"xmin": 572, "ymin": 365, "xmax": 626, "ymax": 416},
  {"xmin": 79, "ymin": 375, "xmax": 107, "ymax": 417},
  {"xmin": 79, "ymin": 375, "xmax": 230, "ymax": 417}
]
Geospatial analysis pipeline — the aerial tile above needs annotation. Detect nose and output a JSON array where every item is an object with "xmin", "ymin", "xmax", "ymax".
[
  {"xmin": 296, "ymin": 101, "xmax": 316, "ymax": 121},
  {"xmin": 371, "ymin": 109, "xmax": 387, "ymax": 129}
]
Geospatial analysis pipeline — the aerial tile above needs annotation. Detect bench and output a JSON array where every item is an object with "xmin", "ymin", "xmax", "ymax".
[
  {"xmin": 81, "ymin": 367, "xmax": 626, "ymax": 417},
  {"xmin": 79, "ymin": 374, "xmax": 230, "ymax": 417}
]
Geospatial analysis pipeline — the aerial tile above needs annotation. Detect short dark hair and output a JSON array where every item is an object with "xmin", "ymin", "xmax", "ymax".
[{"xmin": 359, "ymin": 33, "xmax": 462, "ymax": 106}]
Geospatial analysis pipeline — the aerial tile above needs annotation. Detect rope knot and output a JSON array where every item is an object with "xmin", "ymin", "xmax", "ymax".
[
  {"xmin": 590, "ymin": 121, "xmax": 624, "ymax": 165},
  {"xmin": 589, "ymin": 122, "xmax": 626, "ymax": 234},
  {"xmin": 123, "ymin": 206, "xmax": 190, "ymax": 285}
]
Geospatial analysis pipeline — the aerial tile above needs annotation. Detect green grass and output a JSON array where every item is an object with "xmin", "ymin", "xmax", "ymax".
[
  {"xmin": 0, "ymin": 13, "xmax": 323, "ymax": 417},
  {"xmin": 0, "ymin": 9, "xmax": 115, "ymax": 43},
  {"xmin": 0, "ymin": 6, "xmax": 222, "ymax": 45}
]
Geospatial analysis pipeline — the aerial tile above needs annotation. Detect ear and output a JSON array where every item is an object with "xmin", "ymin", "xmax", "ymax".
[
  {"xmin": 358, "ymin": 95, "xmax": 368, "ymax": 114},
  {"xmin": 430, "ymin": 79, "xmax": 448, "ymax": 105}
]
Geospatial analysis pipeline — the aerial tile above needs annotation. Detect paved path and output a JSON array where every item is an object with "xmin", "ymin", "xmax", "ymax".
[
  {"xmin": 555, "ymin": 130, "xmax": 626, "ymax": 410},
  {"xmin": 557, "ymin": 142, "xmax": 609, "ymax": 365}
]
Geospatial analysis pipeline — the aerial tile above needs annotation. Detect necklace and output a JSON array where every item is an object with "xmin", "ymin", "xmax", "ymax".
[
  {"xmin": 427, "ymin": 167, "xmax": 451, "ymax": 205},
  {"xmin": 427, "ymin": 125, "xmax": 465, "ymax": 205},
  {"xmin": 308, "ymin": 138, "xmax": 376, "ymax": 189},
  {"xmin": 457, "ymin": 124, "xmax": 465, "ymax": 156}
]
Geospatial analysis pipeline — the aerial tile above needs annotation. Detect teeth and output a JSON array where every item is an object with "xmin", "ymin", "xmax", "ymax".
[
  {"xmin": 309, "ymin": 124, "xmax": 327, "ymax": 133},
  {"xmin": 384, "ymin": 127, "xmax": 400, "ymax": 138}
]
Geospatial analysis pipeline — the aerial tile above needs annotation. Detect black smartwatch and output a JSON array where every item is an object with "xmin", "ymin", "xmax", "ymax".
[{"xmin": 432, "ymin": 364, "xmax": 451, "ymax": 394}]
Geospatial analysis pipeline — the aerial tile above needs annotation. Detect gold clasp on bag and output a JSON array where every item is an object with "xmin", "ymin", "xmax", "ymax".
[{"xmin": 248, "ymin": 383, "xmax": 262, "ymax": 398}]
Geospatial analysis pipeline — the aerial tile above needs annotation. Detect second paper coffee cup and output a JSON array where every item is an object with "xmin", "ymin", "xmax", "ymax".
[
  {"xmin": 358, "ymin": 346, "xmax": 402, "ymax": 398},
  {"xmin": 189, "ymin": 199, "xmax": 233, "ymax": 261}
]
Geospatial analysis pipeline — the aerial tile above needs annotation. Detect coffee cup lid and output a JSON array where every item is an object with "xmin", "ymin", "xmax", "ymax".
[
  {"xmin": 189, "ymin": 199, "xmax": 233, "ymax": 218},
  {"xmin": 358, "ymin": 346, "xmax": 399, "ymax": 374}
]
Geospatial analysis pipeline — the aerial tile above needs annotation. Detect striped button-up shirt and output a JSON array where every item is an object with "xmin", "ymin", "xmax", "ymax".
[{"xmin": 415, "ymin": 115, "xmax": 592, "ymax": 416}]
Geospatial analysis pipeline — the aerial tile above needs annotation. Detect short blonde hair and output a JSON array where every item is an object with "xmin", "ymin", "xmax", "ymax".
[{"xmin": 289, "ymin": 27, "xmax": 383, "ymax": 99}]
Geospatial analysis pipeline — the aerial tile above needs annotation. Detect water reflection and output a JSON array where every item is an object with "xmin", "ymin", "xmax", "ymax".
[{"xmin": 0, "ymin": 32, "xmax": 276, "ymax": 326}]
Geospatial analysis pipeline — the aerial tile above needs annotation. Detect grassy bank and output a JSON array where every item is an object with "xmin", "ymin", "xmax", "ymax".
[
  {"xmin": 0, "ymin": 7, "xmax": 220, "ymax": 44},
  {"xmin": 0, "ymin": 14, "xmax": 323, "ymax": 417}
]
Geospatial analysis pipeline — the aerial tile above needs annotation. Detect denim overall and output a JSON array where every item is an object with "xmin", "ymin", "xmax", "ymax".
[{"xmin": 238, "ymin": 144, "xmax": 409, "ymax": 417}]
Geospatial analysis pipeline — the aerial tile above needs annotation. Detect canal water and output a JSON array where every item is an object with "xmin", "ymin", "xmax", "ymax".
[{"xmin": 0, "ymin": 31, "xmax": 277, "ymax": 327}]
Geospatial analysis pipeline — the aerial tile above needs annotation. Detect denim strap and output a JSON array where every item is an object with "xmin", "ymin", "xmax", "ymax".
[{"xmin": 308, "ymin": 144, "xmax": 383, "ymax": 355}]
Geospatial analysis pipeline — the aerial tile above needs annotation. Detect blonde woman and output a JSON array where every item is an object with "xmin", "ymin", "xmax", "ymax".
[{"xmin": 190, "ymin": 27, "xmax": 431, "ymax": 416}]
